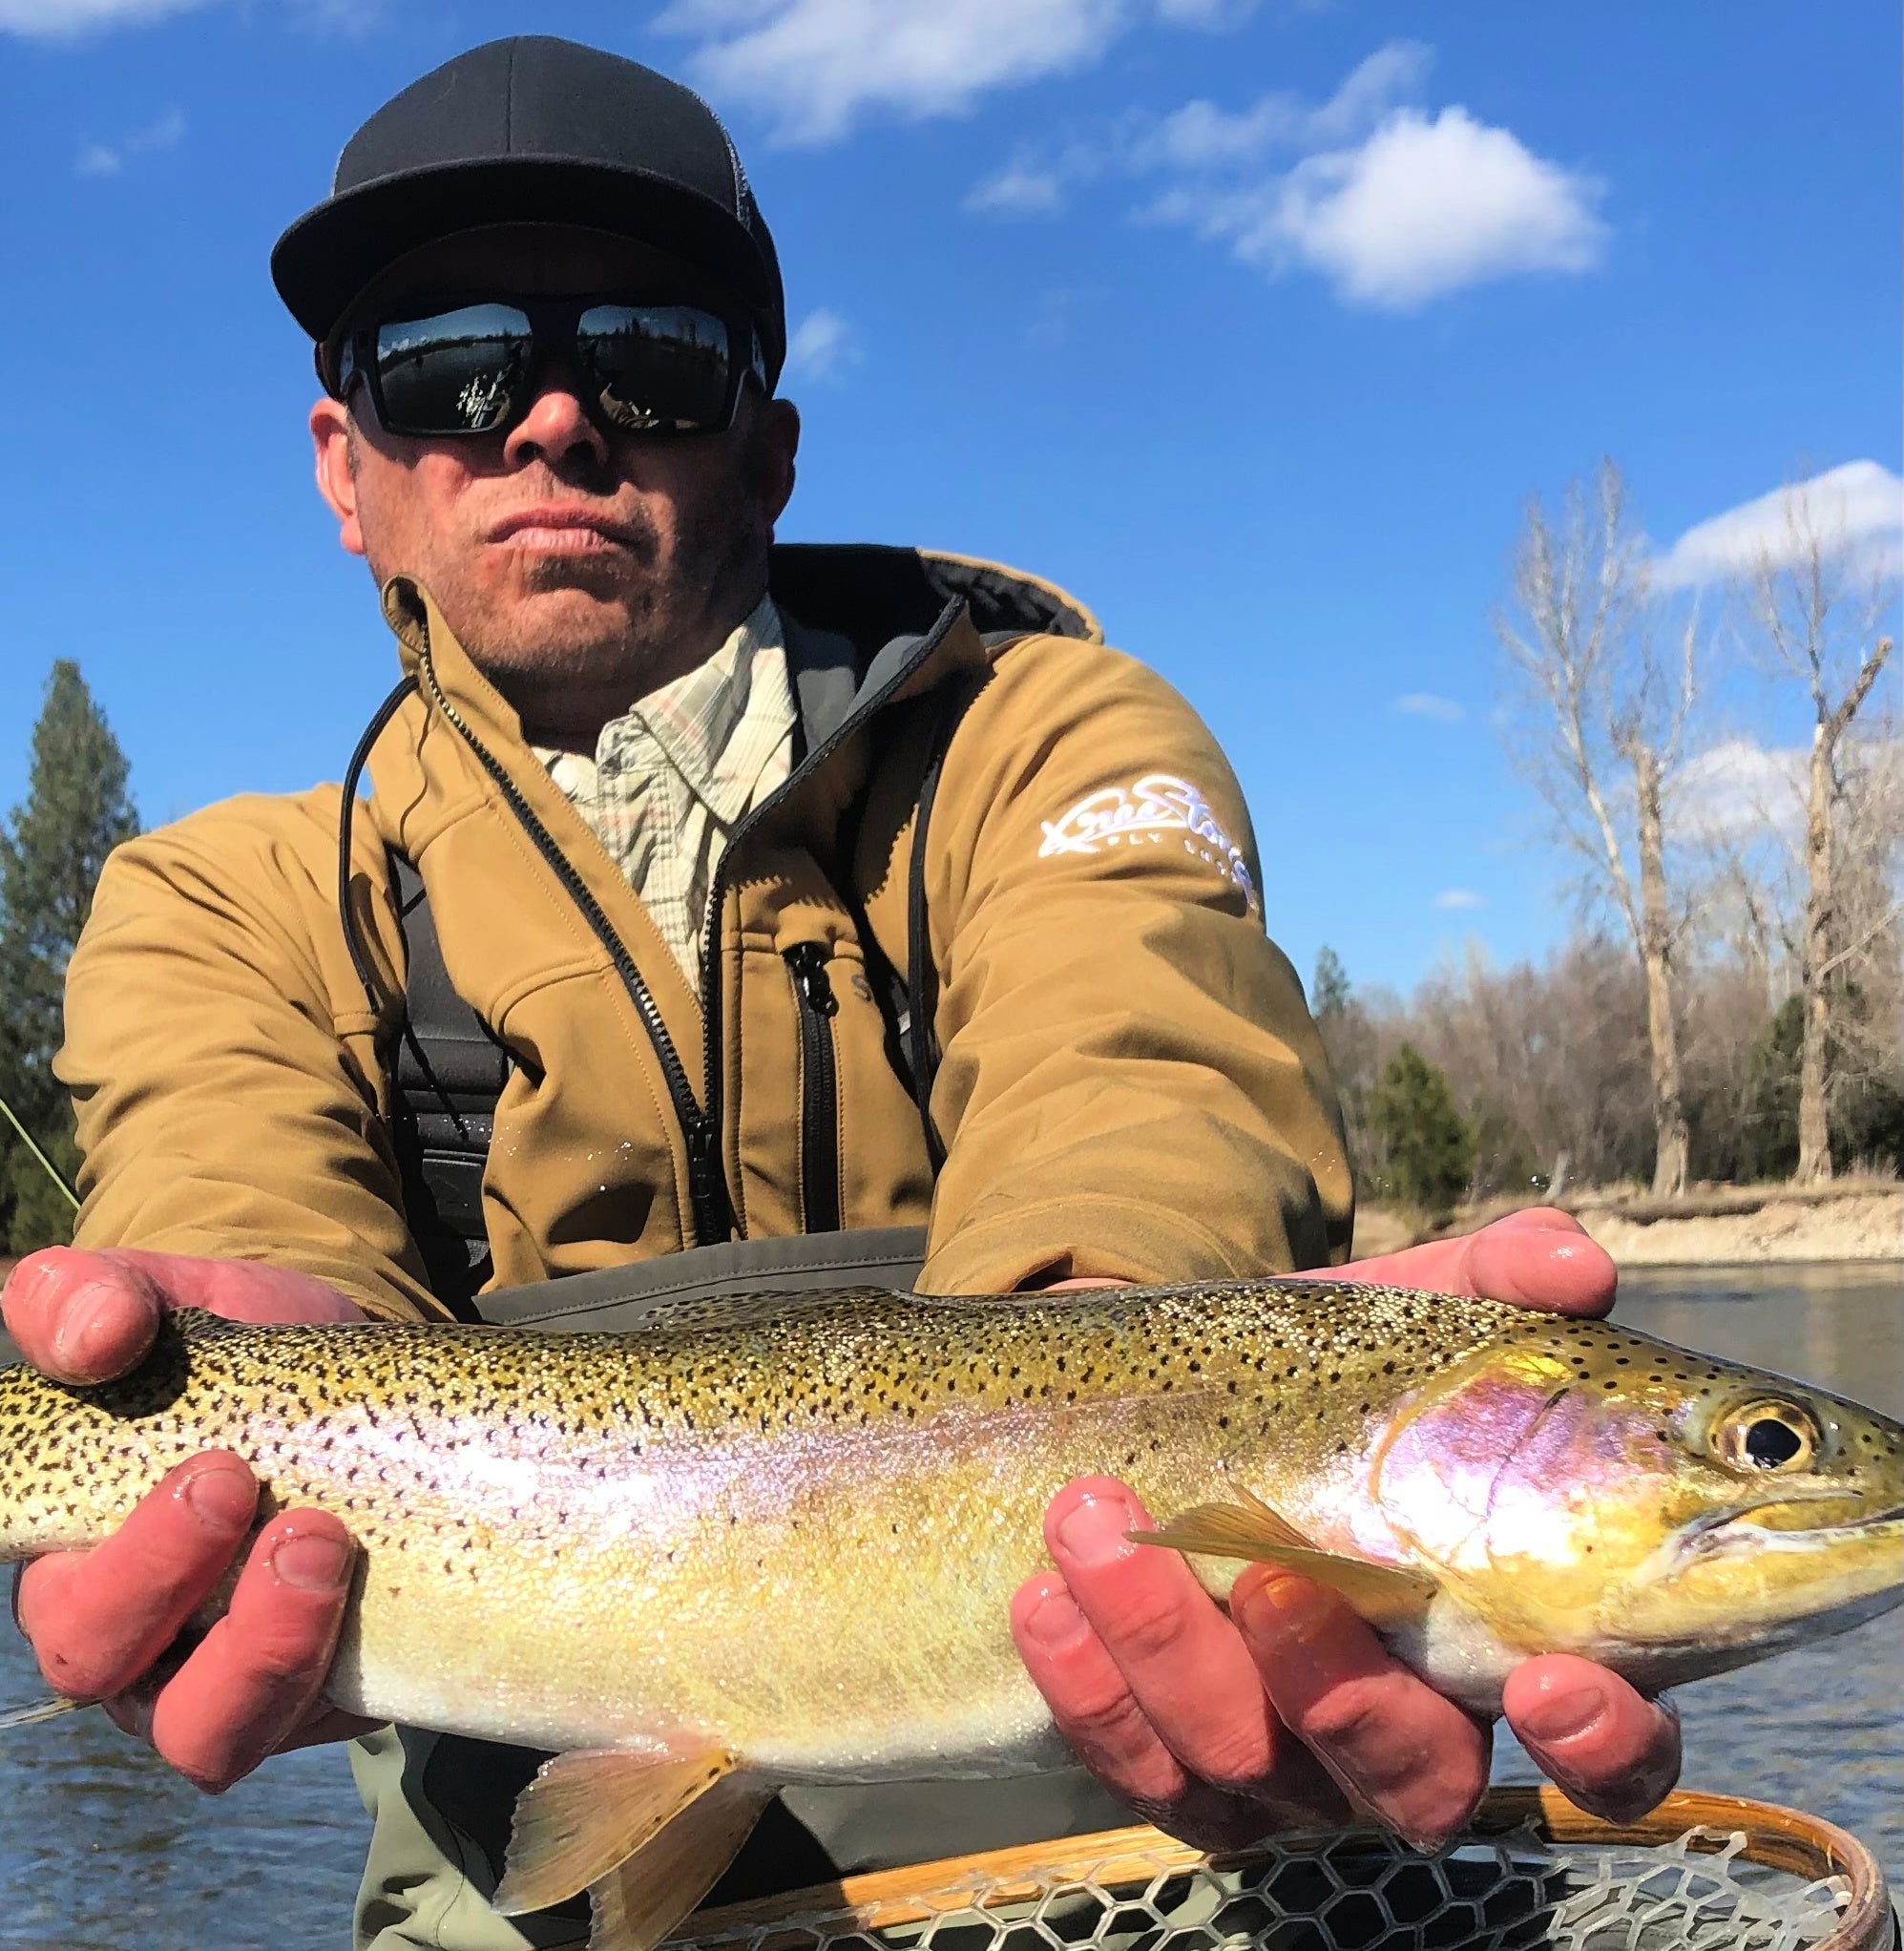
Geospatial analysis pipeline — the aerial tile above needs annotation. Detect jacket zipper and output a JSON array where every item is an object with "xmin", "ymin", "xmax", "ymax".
[
  {"xmin": 696, "ymin": 594, "xmax": 968, "ymax": 1237},
  {"xmin": 415, "ymin": 655, "xmax": 731, "ymax": 1247},
  {"xmin": 783, "ymin": 943, "xmax": 842, "ymax": 1233}
]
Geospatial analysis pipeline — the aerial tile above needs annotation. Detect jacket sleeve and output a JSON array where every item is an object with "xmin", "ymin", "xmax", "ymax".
[
  {"xmin": 56, "ymin": 792, "xmax": 446, "ymax": 1322},
  {"xmin": 916, "ymin": 636, "xmax": 1354, "ymax": 1295}
]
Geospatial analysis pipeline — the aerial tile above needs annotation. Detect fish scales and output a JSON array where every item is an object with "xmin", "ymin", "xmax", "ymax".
[
  {"xmin": 2, "ymin": 1275, "xmax": 1898, "ymax": 1951},
  {"xmin": 0, "ymin": 1281, "xmax": 1508, "ymax": 1764}
]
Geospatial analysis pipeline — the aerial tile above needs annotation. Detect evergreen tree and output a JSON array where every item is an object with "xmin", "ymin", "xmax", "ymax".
[
  {"xmin": 1311, "ymin": 945, "xmax": 1351, "ymax": 1023},
  {"xmin": 1368, "ymin": 1042, "xmax": 1475, "ymax": 1218},
  {"xmin": 0, "ymin": 660, "xmax": 138, "ymax": 1251}
]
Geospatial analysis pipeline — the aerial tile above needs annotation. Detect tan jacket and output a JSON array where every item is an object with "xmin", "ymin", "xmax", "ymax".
[{"xmin": 60, "ymin": 546, "xmax": 1352, "ymax": 1315}]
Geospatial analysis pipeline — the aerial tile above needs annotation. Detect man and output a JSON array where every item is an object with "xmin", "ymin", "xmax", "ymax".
[{"xmin": 2, "ymin": 34, "xmax": 1678, "ymax": 1951}]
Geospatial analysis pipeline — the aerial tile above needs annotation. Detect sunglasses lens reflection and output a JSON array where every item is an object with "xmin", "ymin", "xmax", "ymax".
[
  {"xmin": 365, "ymin": 304, "xmax": 740, "ymax": 438},
  {"xmin": 578, "ymin": 306, "xmax": 734, "ymax": 433},
  {"xmin": 373, "ymin": 304, "xmax": 533, "ymax": 434}
]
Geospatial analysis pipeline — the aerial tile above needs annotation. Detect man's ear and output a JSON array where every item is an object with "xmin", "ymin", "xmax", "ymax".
[
  {"xmin": 754, "ymin": 395, "xmax": 800, "ymax": 529},
  {"xmin": 311, "ymin": 397, "xmax": 367, "ymax": 558}
]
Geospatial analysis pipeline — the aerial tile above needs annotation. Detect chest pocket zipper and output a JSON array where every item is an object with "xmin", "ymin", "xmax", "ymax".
[{"xmin": 784, "ymin": 943, "xmax": 842, "ymax": 1233}]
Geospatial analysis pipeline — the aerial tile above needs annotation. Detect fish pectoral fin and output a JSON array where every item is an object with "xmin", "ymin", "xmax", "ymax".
[
  {"xmin": 1224, "ymin": 1488, "xmax": 1317, "ymax": 1551},
  {"xmin": 586, "ymin": 1775, "xmax": 776, "ymax": 1951},
  {"xmin": 1133, "ymin": 1506, "xmax": 1440, "ymax": 1629},
  {"xmin": 492, "ymin": 1745, "xmax": 737, "ymax": 1919},
  {"xmin": 0, "ymin": 1694, "xmax": 88, "ymax": 1732},
  {"xmin": 1132, "ymin": 1500, "xmax": 1320, "ymax": 1562}
]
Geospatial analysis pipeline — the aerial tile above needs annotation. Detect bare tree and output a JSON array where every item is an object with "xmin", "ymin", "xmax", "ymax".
[
  {"xmin": 1496, "ymin": 462, "xmax": 1703, "ymax": 1196},
  {"xmin": 1744, "ymin": 482, "xmax": 1897, "ymax": 1182}
]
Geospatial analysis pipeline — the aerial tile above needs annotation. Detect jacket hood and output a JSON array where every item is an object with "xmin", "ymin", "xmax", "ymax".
[{"xmin": 767, "ymin": 545, "xmax": 1101, "ymax": 661}]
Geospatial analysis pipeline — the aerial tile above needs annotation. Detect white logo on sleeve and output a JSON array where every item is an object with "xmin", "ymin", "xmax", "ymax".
[{"xmin": 1038, "ymin": 772, "xmax": 1260, "ymax": 913}]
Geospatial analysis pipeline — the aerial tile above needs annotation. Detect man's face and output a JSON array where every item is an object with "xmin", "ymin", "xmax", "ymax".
[{"xmin": 310, "ymin": 225, "xmax": 799, "ymax": 743}]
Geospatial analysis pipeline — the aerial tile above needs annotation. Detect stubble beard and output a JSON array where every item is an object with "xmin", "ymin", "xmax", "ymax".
[{"xmin": 451, "ymin": 489, "xmax": 768, "ymax": 731}]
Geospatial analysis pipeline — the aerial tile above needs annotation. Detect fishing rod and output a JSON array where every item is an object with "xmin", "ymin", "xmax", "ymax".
[{"xmin": 0, "ymin": 1088, "xmax": 79, "ymax": 1213}]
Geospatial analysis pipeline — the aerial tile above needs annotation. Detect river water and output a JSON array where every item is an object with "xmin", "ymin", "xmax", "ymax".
[{"xmin": 0, "ymin": 1263, "xmax": 1897, "ymax": 1948}]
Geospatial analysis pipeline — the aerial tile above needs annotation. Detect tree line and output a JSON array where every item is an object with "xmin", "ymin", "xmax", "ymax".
[{"xmin": 1324, "ymin": 461, "xmax": 1900, "ymax": 1215}]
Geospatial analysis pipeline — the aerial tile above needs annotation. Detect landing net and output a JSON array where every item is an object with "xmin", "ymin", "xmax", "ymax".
[{"xmin": 677, "ymin": 1790, "xmax": 1890, "ymax": 1951}]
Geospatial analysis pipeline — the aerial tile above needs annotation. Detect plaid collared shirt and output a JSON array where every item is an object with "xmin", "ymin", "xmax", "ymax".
[{"xmin": 534, "ymin": 594, "xmax": 794, "ymax": 990}]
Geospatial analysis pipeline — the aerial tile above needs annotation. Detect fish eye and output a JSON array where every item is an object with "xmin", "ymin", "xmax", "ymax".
[{"xmin": 1714, "ymin": 1399, "xmax": 1820, "ymax": 1473}]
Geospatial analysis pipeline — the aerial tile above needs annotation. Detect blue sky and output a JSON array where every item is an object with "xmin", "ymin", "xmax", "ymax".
[{"xmin": 0, "ymin": 0, "xmax": 1897, "ymax": 998}]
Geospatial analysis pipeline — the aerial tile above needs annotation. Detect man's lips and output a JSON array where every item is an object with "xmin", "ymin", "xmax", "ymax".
[{"xmin": 486, "ymin": 506, "xmax": 642, "ymax": 550}]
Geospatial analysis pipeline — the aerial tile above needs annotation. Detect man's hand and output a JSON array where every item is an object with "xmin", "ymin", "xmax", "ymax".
[
  {"xmin": 3, "ymin": 1246, "xmax": 379, "ymax": 1790},
  {"xmin": 1014, "ymin": 1210, "xmax": 1682, "ymax": 1849}
]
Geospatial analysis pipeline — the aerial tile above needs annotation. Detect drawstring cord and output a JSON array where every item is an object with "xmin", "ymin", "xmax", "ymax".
[{"xmin": 336, "ymin": 674, "xmax": 419, "ymax": 1015}]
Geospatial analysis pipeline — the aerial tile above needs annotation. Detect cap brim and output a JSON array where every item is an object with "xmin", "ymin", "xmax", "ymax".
[{"xmin": 271, "ymin": 155, "xmax": 782, "ymax": 367}]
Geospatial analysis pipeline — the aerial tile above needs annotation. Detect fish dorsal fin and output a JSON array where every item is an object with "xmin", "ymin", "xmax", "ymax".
[
  {"xmin": 492, "ymin": 1745, "xmax": 735, "ymax": 1920},
  {"xmin": 587, "ymin": 1776, "xmax": 776, "ymax": 1951},
  {"xmin": 1134, "ymin": 1503, "xmax": 1439, "ymax": 1629}
]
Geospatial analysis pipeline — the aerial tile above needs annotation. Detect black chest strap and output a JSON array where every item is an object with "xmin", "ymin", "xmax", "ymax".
[{"xmin": 388, "ymin": 854, "xmax": 509, "ymax": 1317}]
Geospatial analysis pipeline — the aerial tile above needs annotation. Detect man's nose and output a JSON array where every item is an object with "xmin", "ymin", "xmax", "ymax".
[{"xmin": 503, "ymin": 372, "xmax": 609, "ymax": 471}]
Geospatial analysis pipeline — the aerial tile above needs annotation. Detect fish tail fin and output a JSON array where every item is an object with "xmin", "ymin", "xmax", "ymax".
[
  {"xmin": 0, "ymin": 1694, "xmax": 88, "ymax": 1732},
  {"xmin": 493, "ymin": 1742, "xmax": 761, "ymax": 1932},
  {"xmin": 586, "ymin": 1775, "xmax": 775, "ymax": 1951}
]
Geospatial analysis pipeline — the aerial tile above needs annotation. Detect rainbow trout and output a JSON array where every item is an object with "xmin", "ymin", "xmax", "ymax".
[{"xmin": 1, "ymin": 1279, "xmax": 1899, "ymax": 1949}]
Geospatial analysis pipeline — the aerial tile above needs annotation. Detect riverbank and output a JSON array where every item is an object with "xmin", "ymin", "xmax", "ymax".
[
  {"xmin": 7, "ymin": 1181, "xmax": 1900, "ymax": 1292},
  {"xmin": 1356, "ymin": 1177, "xmax": 1903, "ymax": 1269}
]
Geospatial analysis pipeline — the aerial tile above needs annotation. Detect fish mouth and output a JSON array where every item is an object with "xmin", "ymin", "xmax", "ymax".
[{"xmin": 1675, "ymin": 1495, "xmax": 1904, "ymax": 1565}]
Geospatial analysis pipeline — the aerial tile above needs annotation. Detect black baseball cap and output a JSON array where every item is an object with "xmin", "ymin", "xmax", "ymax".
[{"xmin": 271, "ymin": 36, "xmax": 786, "ymax": 385}]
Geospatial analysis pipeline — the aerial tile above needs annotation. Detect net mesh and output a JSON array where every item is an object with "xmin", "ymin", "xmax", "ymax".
[{"xmin": 680, "ymin": 1823, "xmax": 1857, "ymax": 1951}]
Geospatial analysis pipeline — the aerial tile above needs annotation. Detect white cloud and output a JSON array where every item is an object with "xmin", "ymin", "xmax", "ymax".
[
  {"xmin": 784, "ymin": 306, "xmax": 860, "ymax": 383},
  {"xmin": 1393, "ymin": 691, "xmax": 1465, "ymax": 724},
  {"xmin": 4, "ymin": 0, "xmax": 202, "ymax": 31},
  {"xmin": 660, "ymin": 0, "xmax": 1282, "ymax": 145},
  {"xmin": 973, "ymin": 43, "xmax": 1606, "ymax": 310},
  {"xmin": 969, "ymin": 43, "xmax": 1426, "ymax": 215},
  {"xmin": 1654, "ymin": 461, "xmax": 1904, "ymax": 591},
  {"xmin": 662, "ymin": 0, "xmax": 1139, "ymax": 145},
  {"xmin": 1433, "ymin": 888, "xmax": 1486, "ymax": 910},
  {"xmin": 966, "ymin": 156, "xmax": 1074, "ymax": 217},
  {"xmin": 1186, "ymin": 107, "xmax": 1606, "ymax": 308},
  {"xmin": 1140, "ymin": 39, "xmax": 1430, "ymax": 169},
  {"xmin": 1153, "ymin": 0, "xmax": 1260, "ymax": 24},
  {"xmin": 1674, "ymin": 739, "xmax": 1806, "ymax": 846},
  {"xmin": 74, "ymin": 106, "xmax": 185, "ymax": 177}
]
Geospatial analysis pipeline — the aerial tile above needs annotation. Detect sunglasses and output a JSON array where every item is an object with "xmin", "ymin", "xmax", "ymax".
[{"xmin": 330, "ymin": 296, "xmax": 766, "ymax": 440}]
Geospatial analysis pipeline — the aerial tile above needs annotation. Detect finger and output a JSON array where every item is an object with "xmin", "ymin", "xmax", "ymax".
[
  {"xmin": 1340, "ymin": 1210, "xmax": 1615, "ymax": 1319},
  {"xmin": 97, "ymin": 1248, "xmax": 365, "ymax": 1325},
  {"xmin": 1233, "ymin": 1569, "xmax": 1491, "ymax": 1851},
  {"xmin": 1012, "ymin": 1570, "xmax": 1198, "ymax": 1812},
  {"xmin": 1503, "ymin": 1657, "xmax": 1682, "ymax": 1823},
  {"xmin": 1040, "ymin": 1480, "xmax": 1347, "ymax": 1826},
  {"xmin": 0, "ymin": 1249, "xmax": 361, "ymax": 1387},
  {"xmin": 1457, "ymin": 1212, "xmax": 1616, "ymax": 1318},
  {"xmin": 2, "ymin": 1248, "xmax": 164, "ymax": 1385},
  {"xmin": 146, "ymin": 1513, "xmax": 358, "ymax": 1792},
  {"xmin": 15, "ymin": 1453, "xmax": 258, "ymax": 1699},
  {"xmin": 1011, "ymin": 1572, "xmax": 1308, "ymax": 1851},
  {"xmin": 111, "ymin": 1687, "xmax": 377, "ymax": 1757}
]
